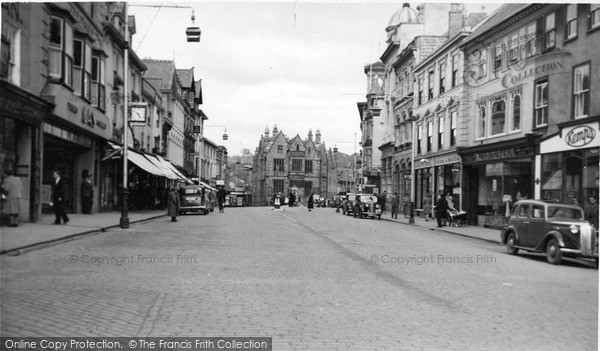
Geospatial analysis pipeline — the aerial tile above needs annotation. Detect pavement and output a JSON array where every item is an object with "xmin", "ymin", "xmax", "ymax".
[
  {"xmin": 0, "ymin": 210, "xmax": 167, "ymax": 255},
  {"xmin": 0, "ymin": 207, "xmax": 500, "ymax": 256}
]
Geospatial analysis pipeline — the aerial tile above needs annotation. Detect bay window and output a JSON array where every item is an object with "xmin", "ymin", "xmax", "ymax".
[
  {"xmin": 49, "ymin": 16, "xmax": 73, "ymax": 85},
  {"xmin": 91, "ymin": 54, "xmax": 106, "ymax": 110}
]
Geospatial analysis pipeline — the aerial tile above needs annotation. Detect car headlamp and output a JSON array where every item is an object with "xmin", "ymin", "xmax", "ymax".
[{"xmin": 570, "ymin": 225, "xmax": 579, "ymax": 234}]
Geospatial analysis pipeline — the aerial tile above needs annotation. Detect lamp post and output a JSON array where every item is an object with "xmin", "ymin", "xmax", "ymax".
[
  {"xmin": 409, "ymin": 115, "xmax": 416, "ymax": 224},
  {"xmin": 120, "ymin": 3, "xmax": 200, "ymax": 229}
]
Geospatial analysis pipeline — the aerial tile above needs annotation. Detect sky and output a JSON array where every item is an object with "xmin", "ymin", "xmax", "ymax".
[{"xmin": 131, "ymin": 1, "xmax": 501, "ymax": 155}]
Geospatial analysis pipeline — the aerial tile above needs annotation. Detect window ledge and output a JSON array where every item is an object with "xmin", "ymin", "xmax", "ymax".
[
  {"xmin": 587, "ymin": 25, "xmax": 600, "ymax": 35},
  {"xmin": 531, "ymin": 125, "xmax": 548, "ymax": 132},
  {"xmin": 564, "ymin": 35, "xmax": 578, "ymax": 44}
]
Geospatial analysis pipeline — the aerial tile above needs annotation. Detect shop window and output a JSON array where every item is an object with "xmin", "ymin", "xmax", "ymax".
[
  {"xmin": 450, "ymin": 110, "xmax": 457, "ymax": 146},
  {"xmin": 273, "ymin": 158, "xmax": 284, "ymax": 172},
  {"xmin": 48, "ymin": 16, "xmax": 73, "ymax": 85},
  {"xmin": 541, "ymin": 153, "xmax": 563, "ymax": 202},
  {"xmin": 534, "ymin": 80, "xmax": 548, "ymax": 126},
  {"xmin": 291, "ymin": 159, "xmax": 302, "ymax": 171},
  {"xmin": 573, "ymin": 63, "xmax": 590, "ymax": 118},
  {"xmin": 591, "ymin": 4, "xmax": 600, "ymax": 29},
  {"xmin": 273, "ymin": 179, "xmax": 284, "ymax": 194},
  {"xmin": 439, "ymin": 62, "xmax": 446, "ymax": 94},
  {"xmin": 437, "ymin": 115, "xmax": 444, "ymax": 149},
  {"xmin": 451, "ymin": 53, "xmax": 459, "ymax": 87},
  {"xmin": 427, "ymin": 121, "xmax": 433, "ymax": 152},
  {"xmin": 305, "ymin": 160, "xmax": 313, "ymax": 173},
  {"xmin": 566, "ymin": 4, "xmax": 578, "ymax": 39},
  {"xmin": 477, "ymin": 105, "xmax": 486, "ymax": 139},
  {"xmin": 512, "ymin": 93, "xmax": 521, "ymax": 131}
]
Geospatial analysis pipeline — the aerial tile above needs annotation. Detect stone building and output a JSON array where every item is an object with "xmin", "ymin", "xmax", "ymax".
[
  {"xmin": 252, "ymin": 126, "xmax": 334, "ymax": 206},
  {"xmin": 458, "ymin": 3, "xmax": 600, "ymax": 226}
]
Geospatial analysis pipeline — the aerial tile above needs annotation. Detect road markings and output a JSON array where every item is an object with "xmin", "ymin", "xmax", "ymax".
[{"xmin": 275, "ymin": 212, "xmax": 297, "ymax": 223}]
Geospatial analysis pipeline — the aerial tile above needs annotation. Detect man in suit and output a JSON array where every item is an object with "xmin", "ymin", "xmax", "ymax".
[{"xmin": 52, "ymin": 171, "xmax": 69, "ymax": 224}]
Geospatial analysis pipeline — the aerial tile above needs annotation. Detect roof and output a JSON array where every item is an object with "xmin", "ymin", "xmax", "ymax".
[
  {"xmin": 195, "ymin": 80, "xmax": 203, "ymax": 104},
  {"xmin": 387, "ymin": 3, "xmax": 420, "ymax": 30},
  {"xmin": 142, "ymin": 60, "xmax": 176, "ymax": 90},
  {"xmin": 176, "ymin": 69, "xmax": 194, "ymax": 88},
  {"xmin": 461, "ymin": 4, "xmax": 531, "ymax": 49}
]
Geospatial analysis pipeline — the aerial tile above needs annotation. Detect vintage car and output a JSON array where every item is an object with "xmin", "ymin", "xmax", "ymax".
[
  {"xmin": 179, "ymin": 185, "xmax": 210, "ymax": 215},
  {"xmin": 353, "ymin": 194, "xmax": 382, "ymax": 219},
  {"xmin": 500, "ymin": 200, "xmax": 598, "ymax": 265},
  {"xmin": 342, "ymin": 193, "xmax": 357, "ymax": 216}
]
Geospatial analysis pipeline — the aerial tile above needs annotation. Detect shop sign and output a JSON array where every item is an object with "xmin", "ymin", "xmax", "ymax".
[
  {"xmin": 565, "ymin": 126, "xmax": 596, "ymax": 147},
  {"xmin": 463, "ymin": 146, "xmax": 531, "ymax": 164},
  {"xmin": 432, "ymin": 154, "xmax": 460, "ymax": 166},
  {"xmin": 541, "ymin": 122, "xmax": 600, "ymax": 154},
  {"xmin": 82, "ymin": 107, "xmax": 95, "ymax": 128}
]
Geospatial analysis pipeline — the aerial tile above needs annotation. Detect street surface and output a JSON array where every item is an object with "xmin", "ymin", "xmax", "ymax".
[{"xmin": 1, "ymin": 207, "xmax": 598, "ymax": 350}]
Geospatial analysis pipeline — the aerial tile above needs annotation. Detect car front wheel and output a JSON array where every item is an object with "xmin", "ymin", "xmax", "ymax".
[
  {"xmin": 505, "ymin": 232, "xmax": 519, "ymax": 255},
  {"xmin": 546, "ymin": 238, "xmax": 563, "ymax": 265}
]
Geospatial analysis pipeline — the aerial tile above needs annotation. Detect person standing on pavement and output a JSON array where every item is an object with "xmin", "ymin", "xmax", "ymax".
[
  {"xmin": 80, "ymin": 171, "xmax": 93, "ymax": 214},
  {"xmin": 379, "ymin": 191, "xmax": 387, "ymax": 214},
  {"xmin": 584, "ymin": 197, "xmax": 599, "ymax": 229},
  {"xmin": 391, "ymin": 192, "xmax": 400, "ymax": 219},
  {"xmin": 435, "ymin": 192, "xmax": 448, "ymax": 228},
  {"xmin": 52, "ymin": 171, "xmax": 69, "ymax": 225},
  {"xmin": 403, "ymin": 193, "xmax": 410, "ymax": 218},
  {"xmin": 423, "ymin": 193, "xmax": 433, "ymax": 222},
  {"xmin": 167, "ymin": 186, "xmax": 180, "ymax": 222},
  {"xmin": 217, "ymin": 186, "xmax": 226, "ymax": 213},
  {"xmin": 3, "ymin": 169, "xmax": 23, "ymax": 227},
  {"xmin": 308, "ymin": 193, "xmax": 314, "ymax": 212}
]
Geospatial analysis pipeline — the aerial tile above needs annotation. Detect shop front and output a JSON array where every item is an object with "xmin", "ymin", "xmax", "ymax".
[
  {"xmin": 414, "ymin": 152, "xmax": 462, "ymax": 213},
  {"xmin": 537, "ymin": 117, "xmax": 600, "ymax": 207},
  {"xmin": 0, "ymin": 80, "xmax": 52, "ymax": 222},
  {"xmin": 459, "ymin": 137, "xmax": 535, "ymax": 227},
  {"xmin": 41, "ymin": 83, "xmax": 111, "ymax": 215}
]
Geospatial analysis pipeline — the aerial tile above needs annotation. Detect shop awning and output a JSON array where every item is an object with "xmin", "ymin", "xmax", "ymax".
[
  {"xmin": 155, "ymin": 155, "xmax": 192, "ymax": 183},
  {"xmin": 127, "ymin": 150, "xmax": 166, "ymax": 177},
  {"xmin": 144, "ymin": 155, "xmax": 180, "ymax": 180},
  {"xmin": 199, "ymin": 181, "xmax": 217, "ymax": 192}
]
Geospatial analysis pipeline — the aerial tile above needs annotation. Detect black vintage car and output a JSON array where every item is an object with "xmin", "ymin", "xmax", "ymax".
[{"xmin": 500, "ymin": 200, "xmax": 598, "ymax": 265}]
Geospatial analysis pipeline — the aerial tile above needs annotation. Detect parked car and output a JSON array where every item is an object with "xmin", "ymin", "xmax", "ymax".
[
  {"xmin": 500, "ymin": 200, "xmax": 598, "ymax": 265},
  {"xmin": 354, "ymin": 194, "xmax": 382, "ymax": 219},
  {"xmin": 179, "ymin": 185, "xmax": 210, "ymax": 215}
]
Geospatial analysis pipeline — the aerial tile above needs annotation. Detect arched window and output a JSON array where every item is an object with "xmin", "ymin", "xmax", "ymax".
[
  {"xmin": 477, "ymin": 105, "xmax": 486, "ymax": 139},
  {"xmin": 512, "ymin": 94, "xmax": 521, "ymax": 131},
  {"xmin": 491, "ymin": 99, "xmax": 506, "ymax": 135}
]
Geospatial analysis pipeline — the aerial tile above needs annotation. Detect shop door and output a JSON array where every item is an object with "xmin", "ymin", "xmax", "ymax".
[
  {"xmin": 465, "ymin": 166, "xmax": 479, "ymax": 225},
  {"xmin": 43, "ymin": 136, "xmax": 85, "ymax": 213}
]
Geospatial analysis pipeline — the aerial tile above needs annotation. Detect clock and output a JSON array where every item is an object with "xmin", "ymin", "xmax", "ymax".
[{"xmin": 130, "ymin": 107, "xmax": 146, "ymax": 124}]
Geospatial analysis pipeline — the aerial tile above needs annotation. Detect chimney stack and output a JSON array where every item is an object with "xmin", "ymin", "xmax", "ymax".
[{"xmin": 448, "ymin": 3, "xmax": 464, "ymax": 39}]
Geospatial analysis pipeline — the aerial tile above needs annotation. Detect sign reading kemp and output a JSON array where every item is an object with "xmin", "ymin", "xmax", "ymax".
[
  {"xmin": 540, "ymin": 122, "xmax": 600, "ymax": 154},
  {"xmin": 463, "ymin": 22, "xmax": 571, "ymax": 89}
]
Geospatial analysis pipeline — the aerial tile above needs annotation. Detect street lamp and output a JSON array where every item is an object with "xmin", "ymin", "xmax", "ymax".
[
  {"xmin": 409, "ymin": 115, "xmax": 417, "ymax": 224},
  {"xmin": 120, "ymin": 3, "xmax": 199, "ymax": 229}
]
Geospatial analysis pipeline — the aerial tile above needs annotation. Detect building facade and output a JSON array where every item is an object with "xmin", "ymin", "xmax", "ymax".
[
  {"xmin": 252, "ymin": 126, "xmax": 335, "ymax": 206},
  {"xmin": 458, "ymin": 3, "xmax": 599, "ymax": 226}
]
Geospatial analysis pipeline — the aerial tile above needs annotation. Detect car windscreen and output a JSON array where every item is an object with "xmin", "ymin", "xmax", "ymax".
[{"xmin": 548, "ymin": 206, "xmax": 583, "ymax": 220}]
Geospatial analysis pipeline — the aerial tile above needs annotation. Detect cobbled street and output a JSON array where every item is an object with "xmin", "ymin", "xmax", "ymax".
[{"xmin": 1, "ymin": 207, "xmax": 597, "ymax": 350}]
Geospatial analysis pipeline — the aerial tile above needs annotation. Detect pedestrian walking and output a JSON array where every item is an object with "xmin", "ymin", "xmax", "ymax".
[
  {"xmin": 391, "ymin": 192, "xmax": 400, "ymax": 219},
  {"xmin": 379, "ymin": 191, "xmax": 387, "ymax": 214},
  {"xmin": 403, "ymin": 193, "xmax": 410, "ymax": 218},
  {"xmin": 167, "ymin": 186, "xmax": 180, "ymax": 222},
  {"xmin": 2, "ymin": 169, "xmax": 23, "ymax": 227},
  {"xmin": 217, "ymin": 186, "xmax": 227, "ymax": 213},
  {"xmin": 80, "ymin": 171, "xmax": 93, "ymax": 214},
  {"xmin": 585, "ymin": 197, "xmax": 599, "ymax": 229},
  {"xmin": 52, "ymin": 171, "xmax": 69, "ymax": 225},
  {"xmin": 423, "ymin": 193, "xmax": 433, "ymax": 221},
  {"xmin": 435, "ymin": 192, "xmax": 448, "ymax": 228},
  {"xmin": 308, "ymin": 193, "xmax": 314, "ymax": 211}
]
